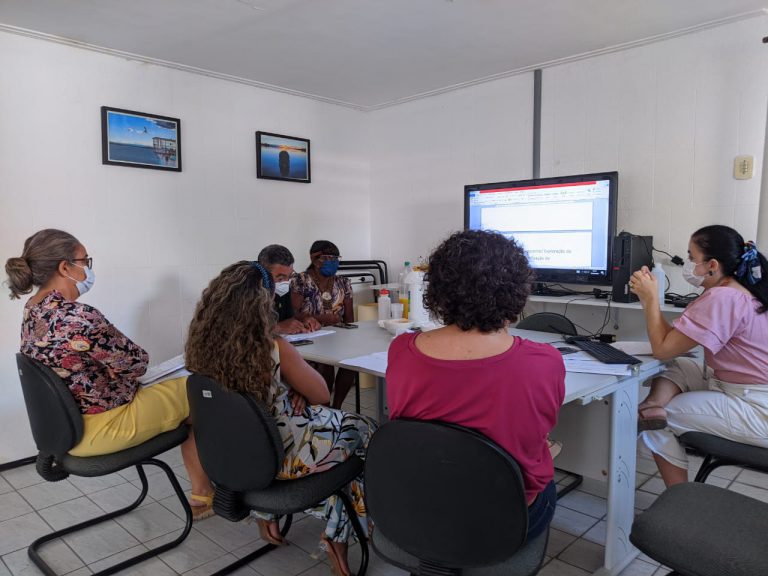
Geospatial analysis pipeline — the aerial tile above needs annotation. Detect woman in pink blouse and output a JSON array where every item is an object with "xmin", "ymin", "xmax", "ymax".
[
  {"xmin": 5, "ymin": 229, "xmax": 215, "ymax": 519},
  {"xmin": 631, "ymin": 225, "xmax": 768, "ymax": 486}
]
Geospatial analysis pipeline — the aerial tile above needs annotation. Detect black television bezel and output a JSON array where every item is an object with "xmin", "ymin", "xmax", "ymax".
[{"xmin": 464, "ymin": 171, "xmax": 618, "ymax": 286}]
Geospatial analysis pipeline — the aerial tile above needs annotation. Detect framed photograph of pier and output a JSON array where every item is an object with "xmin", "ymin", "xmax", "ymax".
[
  {"xmin": 256, "ymin": 131, "xmax": 311, "ymax": 183},
  {"xmin": 101, "ymin": 106, "xmax": 182, "ymax": 172}
]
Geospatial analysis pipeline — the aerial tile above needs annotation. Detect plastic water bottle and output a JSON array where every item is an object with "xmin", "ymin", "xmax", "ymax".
[
  {"xmin": 652, "ymin": 262, "xmax": 665, "ymax": 306},
  {"xmin": 405, "ymin": 269, "xmax": 428, "ymax": 323},
  {"xmin": 398, "ymin": 261, "xmax": 411, "ymax": 319},
  {"xmin": 398, "ymin": 261, "xmax": 411, "ymax": 294},
  {"xmin": 378, "ymin": 289, "xmax": 391, "ymax": 322}
]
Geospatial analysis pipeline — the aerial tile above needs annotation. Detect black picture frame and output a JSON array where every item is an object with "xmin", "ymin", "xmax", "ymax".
[
  {"xmin": 256, "ymin": 131, "xmax": 311, "ymax": 183},
  {"xmin": 101, "ymin": 106, "xmax": 182, "ymax": 172}
]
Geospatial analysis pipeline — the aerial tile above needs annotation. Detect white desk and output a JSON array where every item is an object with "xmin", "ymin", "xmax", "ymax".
[{"xmin": 294, "ymin": 321, "xmax": 665, "ymax": 576}]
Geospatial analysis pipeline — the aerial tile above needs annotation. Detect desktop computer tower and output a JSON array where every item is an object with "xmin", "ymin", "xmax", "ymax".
[{"xmin": 611, "ymin": 233, "xmax": 653, "ymax": 303}]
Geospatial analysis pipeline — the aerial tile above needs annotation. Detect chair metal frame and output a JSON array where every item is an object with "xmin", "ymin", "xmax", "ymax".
[
  {"xmin": 188, "ymin": 374, "xmax": 370, "ymax": 576},
  {"xmin": 15, "ymin": 353, "xmax": 193, "ymax": 576}
]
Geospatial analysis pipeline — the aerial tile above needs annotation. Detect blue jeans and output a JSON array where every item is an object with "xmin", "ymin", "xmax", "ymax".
[{"xmin": 527, "ymin": 480, "xmax": 556, "ymax": 539}]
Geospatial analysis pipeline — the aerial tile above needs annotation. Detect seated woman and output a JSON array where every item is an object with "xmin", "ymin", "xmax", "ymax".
[
  {"xmin": 185, "ymin": 261, "xmax": 376, "ymax": 576},
  {"xmin": 386, "ymin": 230, "xmax": 565, "ymax": 539},
  {"xmin": 5, "ymin": 229, "xmax": 215, "ymax": 520},
  {"xmin": 291, "ymin": 240, "xmax": 357, "ymax": 409},
  {"xmin": 631, "ymin": 225, "xmax": 768, "ymax": 487}
]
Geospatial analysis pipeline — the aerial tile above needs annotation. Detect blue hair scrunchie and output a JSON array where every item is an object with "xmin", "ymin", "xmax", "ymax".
[
  {"xmin": 250, "ymin": 261, "xmax": 273, "ymax": 291},
  {"xmin": 735, "ymin": 241, "xmax": 762, "ymax": 285}
]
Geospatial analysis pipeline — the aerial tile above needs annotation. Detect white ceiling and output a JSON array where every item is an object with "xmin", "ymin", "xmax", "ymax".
[{"xmin": 1, "ymin": 0, "xmax": 767, "ymax": 110}]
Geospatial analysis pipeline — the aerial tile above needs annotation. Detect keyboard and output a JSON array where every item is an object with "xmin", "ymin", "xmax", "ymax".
[{"xmin": 564, "ymin": 337, "xmax": 642, "ymax": 365}]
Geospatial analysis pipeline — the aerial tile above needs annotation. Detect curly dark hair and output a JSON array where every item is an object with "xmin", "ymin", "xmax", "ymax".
[
  {"xmin": 424, "ymin": 230, "xmax": 533, "ymax": 332},
  {"xmin": 185, "ymin": 261, "xmax": 276, "ymax": 402}
]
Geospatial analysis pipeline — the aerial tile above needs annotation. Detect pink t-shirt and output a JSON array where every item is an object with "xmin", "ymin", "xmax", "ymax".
[
  {"xmin": 386, "ymin": 332, "xmax": 565, "ymax": 502},
  {"xmin": 673, "ymin": 286, "xmax": 768, "ymax": 384}
]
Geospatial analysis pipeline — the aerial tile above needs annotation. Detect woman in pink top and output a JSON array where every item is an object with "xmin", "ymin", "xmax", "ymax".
[
  {"xmin": 386, "ymin": 230, "xmax": 565, "ymax": 539},
  {"xmin": 630, "ymin": 225, "xmax": 768, "ymax": 486}
]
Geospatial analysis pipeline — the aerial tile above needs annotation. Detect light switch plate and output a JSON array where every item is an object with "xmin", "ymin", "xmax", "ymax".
[{"xmin": 734, "ymin": 155, "xmax": 754, "ymax": 180}]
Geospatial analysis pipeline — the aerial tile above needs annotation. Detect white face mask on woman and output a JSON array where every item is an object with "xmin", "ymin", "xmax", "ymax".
[
  {"xmin": 682, "ymin": 260, "xmax": 707, "ymax": 287},
  {"xmin": 65, "ymin": 263, "xmax": 96, "ymax": 295}
]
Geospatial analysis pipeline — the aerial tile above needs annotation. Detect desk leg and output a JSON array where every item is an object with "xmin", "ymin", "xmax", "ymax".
[
  {"xmin": 596, "ymin": 378, "xmax": 640, "ymax": 576},
  {"xmin": 375, "ymin": 376, "xmax": 388, "ymax": 423}
]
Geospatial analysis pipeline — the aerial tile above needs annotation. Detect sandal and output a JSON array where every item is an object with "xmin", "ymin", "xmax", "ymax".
[
  {"xmin": 637, "ymin": 405, "xmax": 668, "ymax": 433},
  {"xmin": 321, "ymin": 534, "xmax": 351, "ymax": 576},
  {"xmin": 257, "ymin": 519, "xmax": 286, "ymax": 546},
  {"xmin": 190, "ymin": 493, "xmax": 215, "ymax": 522}
]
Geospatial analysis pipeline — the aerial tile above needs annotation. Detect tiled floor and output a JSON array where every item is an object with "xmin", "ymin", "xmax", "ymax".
[{"xmin": 2, "ymin": 387, "xmax": 767, "ymax": 576}]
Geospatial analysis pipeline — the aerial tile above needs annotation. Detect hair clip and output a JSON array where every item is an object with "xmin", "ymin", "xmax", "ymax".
[{"xmin": 250, "ymin": 261, "xmax": 273, "ymax": 291}]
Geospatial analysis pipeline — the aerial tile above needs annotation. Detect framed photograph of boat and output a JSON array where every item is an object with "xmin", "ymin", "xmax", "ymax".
[
  {"xmin": 256, "ymin": 131, "xmax": 311, "ymax": 183},
  {"xmin": 101, "ymin": 106, "xmax": 182, "ymax": 171}
]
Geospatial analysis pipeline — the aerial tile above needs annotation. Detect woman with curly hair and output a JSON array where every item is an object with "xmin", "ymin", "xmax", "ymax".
[
  {"xmin": 6, "ymin": 229, "xmax": 214, "ymax": 520},
  {"xmin": 386, "ymin": 230, "xmax": 565, "ymax": 539},
  {"xmin": 185, "ymin": 261, "xmax": 375, "ymax": 576}
]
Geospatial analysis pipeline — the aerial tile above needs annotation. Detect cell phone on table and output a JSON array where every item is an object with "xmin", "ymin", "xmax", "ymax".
[
  {"xmin": 334, "ymin": 322, "xmax": 358, "ymax": 329},
  {"xmin": 291, "ymin": 339, "xmax": 314, "ymax": 346}
]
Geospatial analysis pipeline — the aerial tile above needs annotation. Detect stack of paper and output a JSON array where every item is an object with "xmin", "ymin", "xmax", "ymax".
[
  {"xmin": 138, "ymin": 354, "xmax": 190, "ymax": 386},
  {"xmin": 281, "ymin": 330, "xmax": 336, "ymax": 342},
  {"xmin": 340, "ymin": 351, "xmax": 389, "ymax": 374},
  {"xmin": 562, "ymin": 351, "xmax": 634, "ymax": 376}
]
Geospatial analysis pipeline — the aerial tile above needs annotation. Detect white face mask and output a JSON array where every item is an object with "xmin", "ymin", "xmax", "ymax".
[
  {"xmin": 682, "ymin": 260, "xmax": 706, "ymax": 287},
  {"xmin": 274, "ymin": 281, "xmax": 290, "ymax": 297}
]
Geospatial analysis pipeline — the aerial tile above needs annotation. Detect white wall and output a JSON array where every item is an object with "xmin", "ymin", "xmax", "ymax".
[
  {"xmin": 370, "ymin": 15, "xmax": 768, "ymax": 301},
  {"xmin": 541, "ymin": 15, "xmax": 768, "ymax": 296},
  {"xmin": 0, "ymin": 32, "xmax": 371, "ymax": 462},
  {"xmin": 369, "ymin": 74, "xmax": 534, "ymax": 270}
]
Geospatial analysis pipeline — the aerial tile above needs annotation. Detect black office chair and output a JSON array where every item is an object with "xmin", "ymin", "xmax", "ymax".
[
  {"xmin": 517, "ymin": 312, "xmax": 577, "ymax": 336},
  {"xmin": 678, "ymin": 432, "xmax": 768, "ymax": 483},
  {"xmin": 187, "ymin": 374, "xmax": 369, "ymax": 576},
  {"xmin": 630, "ymin": 482, "xmax": 768, "ymax": 576},
  {"xmin": 365, "ymin": 420, "xmax": 549, "ymax": 576},
  {"xmin": 15, "ymin": 353, "xmax": 192, "ymax": 576}
]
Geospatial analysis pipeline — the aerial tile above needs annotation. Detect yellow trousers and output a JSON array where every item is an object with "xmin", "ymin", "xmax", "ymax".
[{"xmin": 69, "ymin": 376, "xmax": 189, "ymax": 457}]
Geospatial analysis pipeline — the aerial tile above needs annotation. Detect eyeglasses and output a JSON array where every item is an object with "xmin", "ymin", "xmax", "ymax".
[{"xmin": 71, "ymin": 257, "xmax": 93, "ymax": 269}]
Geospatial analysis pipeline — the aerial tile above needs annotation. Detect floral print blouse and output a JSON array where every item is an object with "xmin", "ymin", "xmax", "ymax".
[
  {"xmin": 292, "ymin": 271, "xmax": 352, "ymax": 318},
  {"xmin": 20, "ymin": 291, "xmax": 148, "ymax": 414}
]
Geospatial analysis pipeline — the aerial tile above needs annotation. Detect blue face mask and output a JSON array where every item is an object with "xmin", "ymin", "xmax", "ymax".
[
  {"xmin": 319, "ymin": 260, "xmax": 339, "ymax": 277},
  {"xmin": 66, "ymin": 263, "xmax": 96, "ymax": 296}
]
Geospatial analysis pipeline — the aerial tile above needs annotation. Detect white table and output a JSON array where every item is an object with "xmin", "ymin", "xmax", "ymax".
[{"xmin": 294, "ymin": 321, "xmax": 665, "ymax": 576}]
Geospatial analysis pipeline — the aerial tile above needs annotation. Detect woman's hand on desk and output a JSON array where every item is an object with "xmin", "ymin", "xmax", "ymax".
[
  {"xmin": 302, "ymin": 317, "xmax": 322, "ymax": 331},
  {"xmin": 629, "ymin": 266, "xmax": 658, "ymax": 307}
]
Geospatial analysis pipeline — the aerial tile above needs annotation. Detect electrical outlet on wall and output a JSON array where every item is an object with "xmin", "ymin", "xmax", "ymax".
[{"xmin": 733, "ymin": 155, "xmax": 754, "ymax": 180}]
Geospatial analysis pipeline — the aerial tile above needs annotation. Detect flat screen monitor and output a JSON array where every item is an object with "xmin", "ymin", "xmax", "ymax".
[{"xmin": 464, "ymin": 172, "xmax": 618, "ymax": 285}]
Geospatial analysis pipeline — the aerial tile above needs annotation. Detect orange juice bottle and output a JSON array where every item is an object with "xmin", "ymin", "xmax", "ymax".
[{"xmin": 399, "ymin": 296, "xmax": 409, "ymax": 319}]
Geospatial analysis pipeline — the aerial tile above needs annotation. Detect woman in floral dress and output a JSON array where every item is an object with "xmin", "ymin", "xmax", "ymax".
[
  {"xmin": 5, "ymin": 229, "xmax": 215, "ymax": 519},
  {"xmin": 291, "ymin": 240, "xmax": 358, "ymax": 409},
  {"xmin": 185, "ymin": 261, "xmax": 376, "ymax": 576}
]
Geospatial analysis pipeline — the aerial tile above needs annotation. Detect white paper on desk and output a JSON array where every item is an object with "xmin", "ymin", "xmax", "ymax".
[
  {"xmin": 281, "ymin": 330, "xmax": 336, "ymax": 342},
  {"xmin": 138, "ymin": 354, "xmax": 190, "ymax": 386},
  {"xmin": 340, "ymin": 351, "xmax": 389, "ymax": 374},
  {"xmin": 562, "ymin": 351, "xmax": 633, "ymax": 376},
  {"xmin": 610, "ymin": 341, "xmax": 654, "ymax": 356}
]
